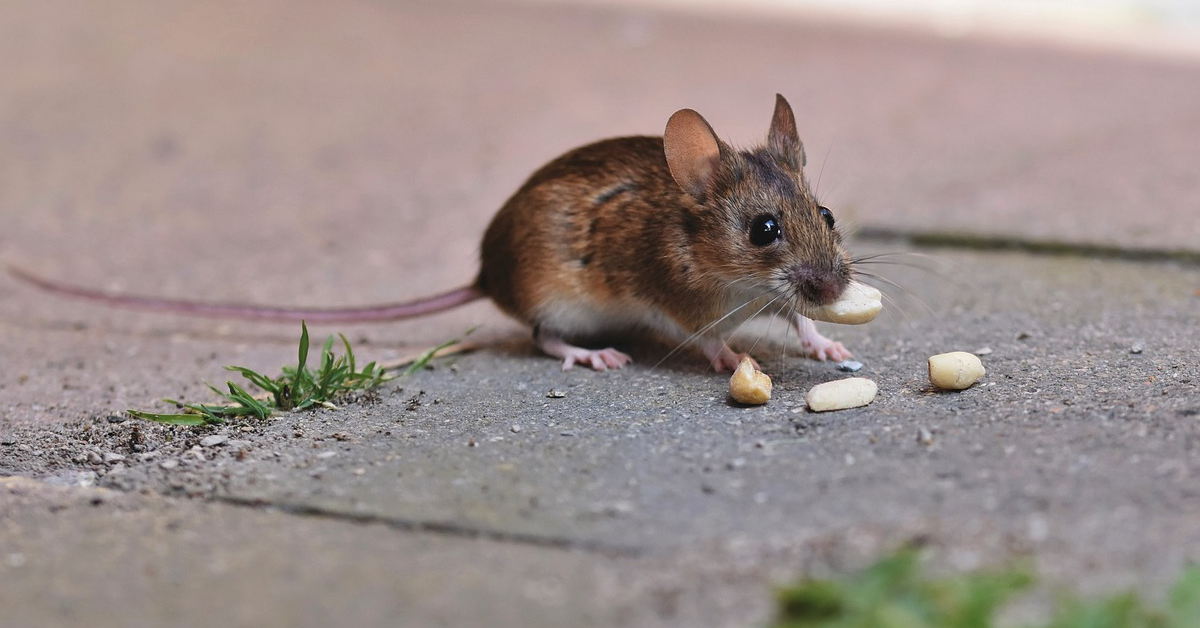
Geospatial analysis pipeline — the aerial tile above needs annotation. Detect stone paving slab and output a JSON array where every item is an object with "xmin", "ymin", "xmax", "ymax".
[
  {"xmin": 125, "ymin": 250, "xmax": 1200, "ymax": 564},
  {"xmin": 7, "ymin": 249, "xmax": 1199, "ymax": 606},
  {"xmin": 1, "ymin": 476, "xmax": 769, "ymax": 628}
]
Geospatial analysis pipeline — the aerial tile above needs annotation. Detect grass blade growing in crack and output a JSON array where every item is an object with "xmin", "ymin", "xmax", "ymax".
[
  {"xmin": 404, "ymin": 326, "xmax": 477, "ymax": 376},
  {"xmin": 128, "ymin": 321, "xmax": 462, "ymax": 424},
  {"xmin": 125, "ymin": 410, "xmax": 212, "ymax": 426}
]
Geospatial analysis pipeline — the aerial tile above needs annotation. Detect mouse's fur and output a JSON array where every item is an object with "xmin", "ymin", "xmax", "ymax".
[
  {"xmin": 477, "ymin": 94, "xmax": 851, "ymax": 370},
  {"xmin": 11, "ymin": 95, "xmax": 853, "ymax": 371}
]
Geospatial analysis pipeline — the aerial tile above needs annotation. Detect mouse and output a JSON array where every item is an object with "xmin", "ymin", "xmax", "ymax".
[{"xmin": 11, "ymin": 94, "xmax": 855, "ymax": 372}]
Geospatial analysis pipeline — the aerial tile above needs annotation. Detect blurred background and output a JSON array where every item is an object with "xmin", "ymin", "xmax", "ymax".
[{"xmin": 545, "ymin": 0, "xmax": 1200, "ymax": 53}]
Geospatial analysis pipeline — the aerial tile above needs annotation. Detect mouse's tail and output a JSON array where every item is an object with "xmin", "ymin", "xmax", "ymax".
[{"xmin": 7, "ymin": 266, "xmax": 485, "ymax": 323}]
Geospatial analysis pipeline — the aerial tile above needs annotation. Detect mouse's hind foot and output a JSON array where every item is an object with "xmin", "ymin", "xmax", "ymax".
[{"xmin": 536, "ymin": 335, "xmax": 632, "ymax": 371}]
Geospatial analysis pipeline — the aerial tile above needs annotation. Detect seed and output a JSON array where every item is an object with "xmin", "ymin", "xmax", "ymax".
[
  {"xmin": 811, "ymin": 281, "xmax": 882, "ymax": 325},
  {"xmin": 729, "ymin": 358, "xmax": 772, "ymax": 405},
  {"xmin": 805, "ymin": 377, "xmax": 878, "ymax": 412},
  {"xmin": 928, "ymin": 351, "xmax": 986, "ymax": 390}
]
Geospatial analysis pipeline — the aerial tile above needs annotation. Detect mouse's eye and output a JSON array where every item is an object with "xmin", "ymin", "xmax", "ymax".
[
  {"xmin": 749, "ymin": 214, "xmax": 781, "ymax": 246},
  {"xmin": 818, "ymin": 206, "xmax": 835, "ymax": 230}
]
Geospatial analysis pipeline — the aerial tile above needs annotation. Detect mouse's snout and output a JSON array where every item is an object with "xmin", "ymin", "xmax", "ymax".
[{"xmin": 790, "ymin": 264, "xmax": 846, "ymax": 305}]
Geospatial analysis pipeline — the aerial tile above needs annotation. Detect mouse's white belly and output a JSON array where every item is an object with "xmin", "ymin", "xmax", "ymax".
[{"xmin": 535, "ymin": 296, "xmax": 690, "ymax": 342}]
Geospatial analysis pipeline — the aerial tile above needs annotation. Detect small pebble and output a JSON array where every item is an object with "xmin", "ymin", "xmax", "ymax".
[
  {"xmin": 917, "ymin": 428, "xmax": 934, "ymax": 445},
  {"xmin": 86, "ymin": 451, "xmax": 103, "ymax": 465},
  {"xmin": 160, "ymin": 459, "xmax": 179, "ymax": 470},
  {"xmin": 974, "ymin": 347, "xmax": 993, "ymax": 356},
  {"xmin": 200, "ymin": 435, "xmax": 229, "ymax": 447},
  {"xmin": 1130, "ymin": 344, "xmax": 1144, "ymax": 355},
  {"xmin": 546, "ymin": 390, "xmax": 566, "ymax": 398},
  {"xmin": 510, "ymin": 424, "xmax": 522, "ymax": 433},
  {"xmin": 316, "ymin": 451, "xmax": 337, "ymax": 459},
  {"xmin": 106, "ymin": 415, "xmax": 126, "ymax": 424},
  {"xmin": 836, "ymin": 360, "xmax": 864, "ymax": 373},
  {"xmin": 103, "ymin": 452, "xmax": 126, "ymax": 463}
]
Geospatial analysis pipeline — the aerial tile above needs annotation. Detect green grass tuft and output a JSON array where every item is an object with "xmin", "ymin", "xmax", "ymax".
[
  {"xmin": 128, "ymin": 322, "xmax": 467, "ymax": 425},
  {"xmin": 770, "ymin": 549, "xmax": 1200, "ymax": 628}
]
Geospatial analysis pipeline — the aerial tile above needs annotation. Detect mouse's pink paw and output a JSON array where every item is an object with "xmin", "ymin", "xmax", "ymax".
[
  {"xmin": 803, "ymin": 338, "xmax": 851, "ymax": 362},
  {"xmin": 793, "ymin": 315, "xmax": 853, "ymax": 362},
  {"xmin": 537, "ymin": 335, "xmax": 632, "ymax": 371},
  {"xmin": 561, "ymin": 347, "xmax": 632, "ymax": 371},
  {"xmin": 700, "ymin": 338, "xmax": 757, "ymax": 372}
]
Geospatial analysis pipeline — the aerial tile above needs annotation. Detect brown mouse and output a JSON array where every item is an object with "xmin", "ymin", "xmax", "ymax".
[{"xmin": 11, "ymin": 94, "xmax": 854, "ymax": 371}]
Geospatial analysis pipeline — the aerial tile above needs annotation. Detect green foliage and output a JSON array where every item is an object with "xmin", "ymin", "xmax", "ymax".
[
  {"xmin": 772, "ymin": 549, "xmax": 1031, "ymax": 628},
  {"xmin": 1042, "ymin": 567, "xmax": 1200, "ymax": 628},
  {"xmin": 770, "ymin": 550, "xmax": 1200, "ymax": 628},
  {"xmin": 128, "ymin": 322, "xmax": 404, "ymax": 425},
  {"xmin": 402, "ymin": 326, "xmax": 476, "ymax": 376}
]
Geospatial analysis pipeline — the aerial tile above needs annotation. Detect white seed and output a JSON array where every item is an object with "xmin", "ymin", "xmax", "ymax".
[
  {"xmin": 805, "ymin": 377, "xmax": 878, "ymax": 412},
  {"xmin": 810, "ymin": 281, "xmax": 882, "ymax": 325},
  {"xmin": 729, "ymin": 357, "xmax": 772, "ymax": 405},
  {"xmin": 928, "ymin": 351, "xmax": 986, "ymax": 390}
]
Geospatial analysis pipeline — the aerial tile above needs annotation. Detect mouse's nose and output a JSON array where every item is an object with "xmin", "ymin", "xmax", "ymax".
[{"xmin": 791, "ymin": 264, "xmax": 845, "ymax": 305}]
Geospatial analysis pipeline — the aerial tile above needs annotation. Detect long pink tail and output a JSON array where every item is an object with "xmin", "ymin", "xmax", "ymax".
[{"xmin": 8, "ymin": 266, "xmax": 484, "ymax": 323}]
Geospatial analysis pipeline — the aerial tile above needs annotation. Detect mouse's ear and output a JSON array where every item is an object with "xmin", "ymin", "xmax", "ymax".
[
  {"xmin": 768, "ymin": 94, "xmax": 805, "ymax": 170},
  {"xmin": 664, "ymin": 108, "xmax": 722, "ymax": 200}
]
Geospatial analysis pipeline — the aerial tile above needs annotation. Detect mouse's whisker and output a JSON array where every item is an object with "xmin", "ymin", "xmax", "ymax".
[
  {"xmin": 651, "ymin": 286, "xmax": 777, "ymax": 370},
  {"xmin": 713, "ymin": 290, "xmax": 790, "ymax": 369},
  {"xmin": 851, "ymin": 251, "xmax": 942, "ymax": 264},
  {"xmin": 780, "ymin": 289, "xmax": 801, "ymax": 363},
  {"xmin": 854, "ymin": 270, "xmax": 935, "ymax": 319},
  {"xmin": 878, "ymin": 289, "xmax": 913, "ymax": 325},
  {"xmin": 814, "ymin": 140, "xmax": 835, "ymax": 199},
  {"xmin": 852, "ymin": 252, "xmax": 950, "ymax": 280},
  {"xmin": 743, "ymin": 289, "xmax": 788, "ymax": 362}
]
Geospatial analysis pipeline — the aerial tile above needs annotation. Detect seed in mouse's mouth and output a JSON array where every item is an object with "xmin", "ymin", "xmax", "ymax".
[{"xmin": 791, "ymin": 265, "xmax": 844, "ymax": 305}]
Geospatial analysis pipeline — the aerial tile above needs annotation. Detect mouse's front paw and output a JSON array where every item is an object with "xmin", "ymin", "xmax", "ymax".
[
  {"xmin": 793, "ymin": 315, "xmax": 852, "ymax": 362},
  {"xmin": 803, "ymin": 338, "xmax": 851, "ymax": 362},
  {"xmin": 700, "ymin": 338, "xmax": 758, "ymax": 372},
  {"xmin": 711, "ymin": 351, "xmax": 758, "ymax": 373}
]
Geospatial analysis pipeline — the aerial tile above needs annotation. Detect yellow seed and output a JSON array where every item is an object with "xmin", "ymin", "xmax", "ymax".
[
  {"xmin": 928, "ymin": 351, "xmax": 986, "ymax": 390},
  {"xmin": 729, "ymin": 357, "xmax": 772, "ymax": 405},
  {"xmin": 811, "ymin": 281, "xmax": 883, "ymax": 325},
  {"xmin": 805, "ymin": 377, "xmax": 878, "ymax": 412}
]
